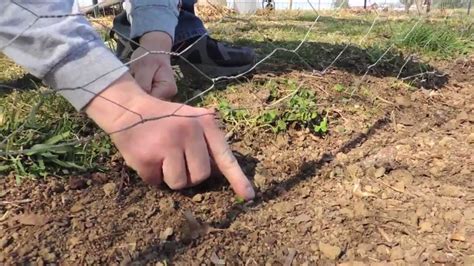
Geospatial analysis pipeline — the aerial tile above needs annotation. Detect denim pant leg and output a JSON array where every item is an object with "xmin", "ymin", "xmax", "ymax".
[{"xmin": 174, "ymin": 0, "xmax": 208, "ymax": 45}]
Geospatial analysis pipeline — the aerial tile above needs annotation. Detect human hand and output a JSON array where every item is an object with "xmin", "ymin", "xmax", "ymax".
[
  {"xmin": 130, "ymin": 32, "xmax": 177, "ymax": 100},
  {"xmin": 86, "ymin": 73, "xmax": 255, "ymax": 200}
]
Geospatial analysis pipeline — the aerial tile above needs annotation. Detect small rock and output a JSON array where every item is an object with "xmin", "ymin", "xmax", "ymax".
[
  {"xmin": 70, "ymin": 202, "xmax": 84, "ymax": 213},
  {"xmin": 300, "ymin": 187, "xmax": 311, "ymax": 198},
  {"xmin": 159, "ymin": 227, "xmax": 174, "ymax": 240},
  {"xmin": 240, "ymin": 245, "xmax": 249, "ymax": 253},
  {"xmin": 389, "ymin": 169, "xmax": 413, "ymax": 185},
  {"xmin": 319, "ymin": 242, "xmax": 341, "ymax": 260},
  {"xmin": 102, "ymin": 182, "xmax": 117, "ymax": 197},
  {"xmin": 68, "ymin": 176, "xmax": 88, "ymax": 190},
  {"xmin": 273, "ymin": 202, "xmax": 294, "ymax": 213},
  {"xmin": 192, "ymin": 194, "xmax": 203, "ymax": 203},
  {"xmin": 376, "ymin": 245, "xmax": 390, "ymax": 258},
  {"xmin": 254, "ymin": 173, "xmax": 267, "ymax": 188},
  {"xmin": 395, "ymin": 96, "xmax": 411, "ymax": 107},
  {"xmin": 419, "ymin": 221, "xmax": 433, "ymax": 233},
  {"xmin": 374, "ymin": 167, "xmax": 386, "ymax": 178},
  {"xmin": 390, "ymin": 246, "xmax": 404, "ymax": 261},
  {"xmin": 393, "ymin": 181, "xmax": 405, "ymax": 192},
  {"xmin": 438, "ymin": 185, "xmax": 463, "ymax": 197}
]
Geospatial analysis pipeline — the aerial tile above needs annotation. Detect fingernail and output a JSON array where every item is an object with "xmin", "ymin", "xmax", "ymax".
[{"xmin": 245, "ymin": 185, "xmax": 255, "ymax": 200}]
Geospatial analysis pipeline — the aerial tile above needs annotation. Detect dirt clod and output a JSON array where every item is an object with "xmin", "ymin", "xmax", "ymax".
[
  {"xmin": 438, "ymin": 185, "xmax": 463, "ymax": 198},
  {"xmin": 390, "ymin": 246, "xmax": 404, "ymax": 261},
  {"xmin": 319, "ymin": 242, "xmax": 341, "ymax": 260},
  {"xmin": 68, "ymin": 176, "xmax": 88, "ymax": 190}
]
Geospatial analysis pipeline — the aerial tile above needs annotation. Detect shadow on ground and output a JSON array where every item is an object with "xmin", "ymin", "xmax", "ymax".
[
  {"xmin": 176, "ymin": 38, "xmax": 448, "ymax": 95},
  {"xmin": 132, "ymin": 112, "xmax": 391, "ymax": 263}
]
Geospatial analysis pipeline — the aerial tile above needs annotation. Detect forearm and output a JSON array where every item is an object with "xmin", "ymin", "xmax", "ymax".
[{"xmin": 0, "ymin": 0, "xmax": 127, "ymax": 111}]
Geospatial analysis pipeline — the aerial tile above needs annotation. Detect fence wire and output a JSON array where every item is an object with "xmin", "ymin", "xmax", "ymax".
[{"xmin": 0, "ymin": 0, "xmax": 465, "ymax": 159}]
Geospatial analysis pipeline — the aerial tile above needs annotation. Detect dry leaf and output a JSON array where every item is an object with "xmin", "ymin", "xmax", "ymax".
[
  {"xmin": 182, "ymin": 210, "xmax": 223, "ymax": 241},
  {"xmin": 16, "ymin": 213, "xmax": 49, "ymax": 226}
]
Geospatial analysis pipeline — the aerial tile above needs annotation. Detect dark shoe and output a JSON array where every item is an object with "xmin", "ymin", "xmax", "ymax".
[
  {"xmin": 110, "ymin": 11, "xmax": 256, "ymax": 78},
  {"xmin": 173, "ymin": 35, "xmax": 256, "ymax": 78}
]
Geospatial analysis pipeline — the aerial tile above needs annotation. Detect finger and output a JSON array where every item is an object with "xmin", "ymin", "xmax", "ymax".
[
  {"xmin": 137, "ymin": 161, "xmax": 164, "ymax": 186},
  {"xmin": 162, "ymin": 150, "xmax": 188, "ymax": 190},
  {"xmin": 132, "ymin": 62, "xmax": 156, "ymax": 93},
  {"xmin": 184, "ymin": 130, "xmax": 211, "ymax": 186},
  {"xmin": 151, "ymin": 66, "xmax": 178, "ymax": 100},
  {"xmin": 201, "ymin": 112, "xmax": 255, "ymax": 200}
]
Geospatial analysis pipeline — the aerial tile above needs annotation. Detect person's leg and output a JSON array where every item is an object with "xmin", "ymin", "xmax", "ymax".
[
  {"xmin": 173, "ymin": 0, "xmax": 207, "ymax": 46},
  {"xmin": 111, "ymin": 0, "xmax": 256, "ymax": 77}
]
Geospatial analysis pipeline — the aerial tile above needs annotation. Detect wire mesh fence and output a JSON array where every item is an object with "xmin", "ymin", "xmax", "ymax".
[{"xmin": 0, "ymin": 0, "xmax": 472, "ymax": 177}]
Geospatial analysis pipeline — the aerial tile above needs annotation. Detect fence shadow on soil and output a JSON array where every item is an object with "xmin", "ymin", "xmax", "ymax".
[{"xmin": 133, "ymin": 113, "xmax": 392, "ymax": 263}]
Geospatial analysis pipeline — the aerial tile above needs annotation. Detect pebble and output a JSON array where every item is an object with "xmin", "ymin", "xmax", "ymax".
[
  {"xmin": 192, "ymin": 194, "xmax": 203, "ymax": 203},
  {"xmin": 70, "ymin": 202, "xmax": 84, "ymax": 213},
  {"xmin": 159, "ymin": 227, "xmax": 174, "ymax": 240},
  {"xmin": 374, "ymin": 167, "xmax": 386, "ymax": 178},
  {"xmin": 273, "ymin": 202, "xmax": 294, "ymax": 213},
  {"xmin": 438, "ymin": 185, "xmax": 463, "ymax": 197},
  {"xmin": 319, "ymin": 242, "xmax": 341, "ymax": 260},
  {"xmin": 390, "ymin": 246, "xmax": 404, "ymax": 261},
  {"xmin": 254, "ymin": 174, "xmax": 267, "ymax": 188},
  {"xmin": 389, "ymin": 169, "xmax": 413, "ymax": 185},
  {"xmin": 102, "ymin": 182, "xmax": 117, "ymax": 197},
  {"xmin": 395, "ymin": 96, "xmax": 411, "ymax": 107},
  {"xmin": 419, "ymin": 221, "xmax": 433, "ymax": 233}
]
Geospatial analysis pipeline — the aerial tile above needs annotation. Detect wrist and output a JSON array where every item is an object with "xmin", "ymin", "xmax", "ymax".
[
  {"xmin": 139, "ymin": 32, "xmax": 173, "ymax": 54},
  {"xmin": 85, "ymin": 73, "xmax": 150, "ymax": 133}
]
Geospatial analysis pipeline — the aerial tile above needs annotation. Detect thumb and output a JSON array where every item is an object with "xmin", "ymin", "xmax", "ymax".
[{"xmin": 201, "ymin": 112, "xmax": 255, "ymax": 200}]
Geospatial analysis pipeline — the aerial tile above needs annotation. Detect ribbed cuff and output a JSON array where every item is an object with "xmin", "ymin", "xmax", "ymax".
[
  {"xmin": 44, "ymin": 41, "xmax": 128, "ymax": 111},
  {"xmin": 129, "ymin": 1, "xmax": 179, "ymax": 43}
]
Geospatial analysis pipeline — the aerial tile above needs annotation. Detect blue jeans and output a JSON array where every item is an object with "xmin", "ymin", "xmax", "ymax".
[{"xmin": 174, "ymin": 0, "xmax": 208, "ymax": 44}]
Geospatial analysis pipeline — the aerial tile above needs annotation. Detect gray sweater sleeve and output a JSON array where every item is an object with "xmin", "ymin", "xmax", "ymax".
[{"xmin": 0, "ymin": 0, "xmax": 179, "ymax": 111}]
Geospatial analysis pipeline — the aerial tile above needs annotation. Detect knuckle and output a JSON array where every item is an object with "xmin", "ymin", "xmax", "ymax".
[
  {"xmin": 141, "ymin": 174, "xmax": 163, "ymax": 186},
  {"xmin": 191, "ymin": 167, "xmax": 211, "ymax": 184},
  {"xmin": 166, "ymin": 178, "xmax": 187, "ymax": 190}
]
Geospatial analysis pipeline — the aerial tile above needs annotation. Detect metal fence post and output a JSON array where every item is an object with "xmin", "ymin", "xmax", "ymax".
[{"xmin": 93, "ymin": 0, "xmax": 99, "ymax": 17}]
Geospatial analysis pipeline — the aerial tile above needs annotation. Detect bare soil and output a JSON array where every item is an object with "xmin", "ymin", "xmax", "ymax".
[{"xmin": 1, "ymin": 57, "xmax": 473, "ymax": 265}]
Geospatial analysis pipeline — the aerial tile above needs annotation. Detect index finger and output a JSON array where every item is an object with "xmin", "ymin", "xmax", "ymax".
[{"xmin": 200, "ymin": 112, "xmax": 255, "ymax": 200}]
